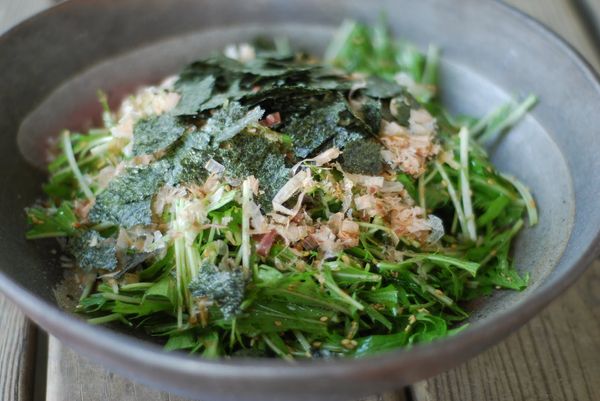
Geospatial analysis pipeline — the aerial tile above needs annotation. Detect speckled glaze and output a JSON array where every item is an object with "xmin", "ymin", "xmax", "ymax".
[{"xmin": 0, "ymin": 1, "xmax": 598, "ymax": 400}]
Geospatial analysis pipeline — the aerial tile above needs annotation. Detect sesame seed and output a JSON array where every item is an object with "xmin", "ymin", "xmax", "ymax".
[{"xmin": 274, "ymin": 320, "xmax": 282, "ymax": 327}]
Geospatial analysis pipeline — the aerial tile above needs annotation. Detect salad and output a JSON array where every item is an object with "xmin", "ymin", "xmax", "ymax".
[{"xmin": 26, "ymin": 19, "xmax": 537, "ymax": 359}]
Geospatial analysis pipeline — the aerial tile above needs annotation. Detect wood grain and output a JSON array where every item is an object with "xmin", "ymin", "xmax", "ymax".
[
  {"xmin": 0, "ymin": 295, "xmax": 36, "ymax": 401},
  {"xmin": 45, "ymin": 337, "xmax": 192, "ymax": 401},
  {"xmin": 413, "ymin": 260, "xmax": 600, "ymax": 401}
]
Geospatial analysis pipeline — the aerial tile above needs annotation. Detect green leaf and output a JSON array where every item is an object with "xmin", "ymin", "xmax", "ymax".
[
  {"xmin": 396, "ymin": 173, "xmax": 418, "ymax": 200},
  {"xmin": 26, "ymin": 203, "xmax": 77, "ymax": 239},
  {"xmin": 257, "ymin": 265, "xmax": 284, "ymax": 285},
  {"xmin": 144, "ymin": 276, "xmax": 177, "ymax": 305},
  {"xmin": 112, "ymin": 299, "xmax": 172, "ymax": 317},
  {"xmin": 378, "ymin": 254, "xmax": 480, "ymax": 277},
  {"xmin": 164, "ymin": 332, "xmax": 197, "ymax": 351},
  {"xmin": 353, "ymin": 332, "xmax": 408, "ymax": 357},
  {"xmin": 408, "ymin": 313, "xmax": 448, "ymax": 344},
  {"xmin": 364, "ymin": 305, "xmax": 393, "ymax": 331},
  {"xmin": 477, "ymin": 195, "xmax": 510, "ymax": 226},
  {"xmin": 479, "ymin": 264, "xmax": 529, "ymax": 291},
  {"xmin": 237, "ymin": 300, "xmax": 329, "ymax": 336},
  {"xmin": 360, "ymin": 284, "xmax": 399, "ymax": 310}
]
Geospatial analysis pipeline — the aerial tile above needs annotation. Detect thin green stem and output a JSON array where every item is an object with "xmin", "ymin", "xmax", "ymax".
[
  {"xmin": 459, "ymin": 127, "xmax": 477, "ymax": 241},
  {"xmin": 62, "ymin": 130, "xmax": 94, "ymax": 200}
]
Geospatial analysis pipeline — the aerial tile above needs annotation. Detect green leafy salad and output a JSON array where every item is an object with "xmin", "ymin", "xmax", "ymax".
[{"xmin": 26, "ymin": 19, "xmax": 538, "ymax": 359}]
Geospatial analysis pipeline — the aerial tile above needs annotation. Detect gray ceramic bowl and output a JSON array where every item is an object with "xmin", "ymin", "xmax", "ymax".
[{"xmin": 0, "ymin": 1, "xmax": 599, "ymax": 400}]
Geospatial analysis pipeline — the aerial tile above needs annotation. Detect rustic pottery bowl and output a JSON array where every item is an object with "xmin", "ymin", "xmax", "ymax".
[{"xmin": 0, "ymin": 1, "xmax": 598, "ymax": 400}]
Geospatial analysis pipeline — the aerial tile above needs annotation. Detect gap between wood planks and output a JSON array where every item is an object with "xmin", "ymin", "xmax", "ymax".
[{"xmin": 0, "ymin": 296, "xmax": 36, "ymax": 401}]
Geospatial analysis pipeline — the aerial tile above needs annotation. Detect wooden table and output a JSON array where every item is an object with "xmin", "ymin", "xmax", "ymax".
[{"xmin": 1, "ymin": 1, "xmax": 599, "ymax": 400}]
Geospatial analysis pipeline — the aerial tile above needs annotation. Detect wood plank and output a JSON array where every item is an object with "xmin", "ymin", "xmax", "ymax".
[
  {"xmin": 46, "ymin": 336, "xmax": 190, "ymax": 401},
  {"xmin": 0, "ymin": 295, "xmax": 36, "ymax": 401},
  {"xmin": 412, "ymin": 260, "xmax": 600, "ymax": 401},
  {"xmin": 45, "ymin": 336, "xmax": 406, "ymax": 401},
  {"xmin": 504, "ymin": 0, "xmax": 600, "ymax": 71}
]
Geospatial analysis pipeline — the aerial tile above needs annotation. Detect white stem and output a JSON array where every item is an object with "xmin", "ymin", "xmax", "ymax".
[
  {"xmin": 323, "ymin": 19, "xmax": 356, "ymax": 63},
  {"xmin": 477, "ymin": 95, "xmax": 538, "ymax": 143},
  {"xmin": 422, "ymin": 45, "xmax": 440, "ymax": 85},
  {"xmin": 500, "ymin": 173, "xmax": 538, "ymax": 226},
  {"xmin": 434, "ymin": 161, "xmax": 468, "ymax": 238},
  {"xmin": 418, "ymin": 175, "xmax": 427, "ymax": 215},
  {"xmin": 459, "ymin": 127, "xmax": 477, "ymax": 241},
  {"xmin": 62, "ymin": 131, "xmax": 94, "ymax": 200},
  {"xmin": 241, "ymin": 179, "xmax": 252, "ymax": 277}
]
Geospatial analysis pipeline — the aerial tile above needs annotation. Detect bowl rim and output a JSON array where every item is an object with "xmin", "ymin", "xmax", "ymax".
[{"xmin": 0, "ymin": 0, "xmax": 599, "ymax": 386}]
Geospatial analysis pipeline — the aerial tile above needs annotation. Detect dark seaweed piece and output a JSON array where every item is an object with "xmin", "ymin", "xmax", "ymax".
[
  {"xmin": 214, "ymin": 131, "xmax": 290, "ymax": 209},
  {"xmin": 177, "ymin": 55, "xmax": 351, "ymax": 111},
  {"xmin": 204, "ymin": 102, "xmax": 264, "ymax": 143},
  {"xmin": 113, "ymin": 249, "xmax": 159, "ymax": 279},
  {"xmin": 166, "ymin": 129, "xmax": 212, "ymax": 186},
  {"xmin": 89, "ymin": 161, "xmax": 169, "ymax": 228},
  {"xmin": 282, "ymin": 100, "xmax": 346, "ymax": 158},
  {"xmin": 198, "ymin": 79, "xmax": 246, "ymax": 112},
  {"xmin": 279, "ymin": 94, "xmax": 373, "ymax": 160},
  {"xmin": 68, "ymin": 230, "xmax": 117, "ymax": 272},
  {"xmin": 132, "ymin": 114, "xmax": 187, "ymax": 156},
  {"xmin": 172, "ymin": 75, "xmax": 216, "ymax": 116},
  {"xmin": 390, "ymin": 93, "xmax": 420, "ymax": 126},
  {"xmin": 340, "ymin": 139, "xmax": 383, "ymax": 175},
  {"xmin": 189, "ymin": 261, "xmax": 245, "ymax": 319},
  {"xmin": 166, "ymin": 103, "xmax": 265, "ymax": 185},
  {"xmin": 359, "ymin": 97, "xmax": 383, "ymax": 134},
  {"xmin": 361, "ymin": 76, "xmax": 404, "ymax": 99},
  {"xmin": 242, "ymin": 85, "xmax": 331, "ymax": 107}
]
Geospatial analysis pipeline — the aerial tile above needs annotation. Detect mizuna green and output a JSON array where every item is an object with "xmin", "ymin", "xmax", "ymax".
[{"xmin": 26, "ymin": 19, "xmax": 537, "ymax": 359}]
